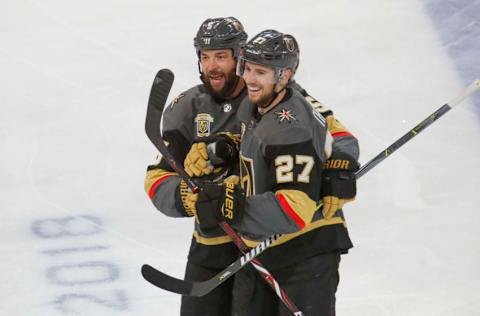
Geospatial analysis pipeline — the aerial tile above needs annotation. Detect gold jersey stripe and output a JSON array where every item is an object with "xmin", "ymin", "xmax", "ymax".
[
  {"xmin": 144, "ymin": 169, "xmax": 177, "ymax": 194},
  {"xmin": 275, "ymin": 189, "xmax": 317, "ymax": 228},
  {"xmin": 193, "ymin": 231, "xmax": 233, "ymax": 245},
  {"xmin": 242, "ymin": 216, "xmax": 345, "ymax": 248},
  {"xmin": 326, "ymin": 115, "xmax": 350, "ymax": 135}
]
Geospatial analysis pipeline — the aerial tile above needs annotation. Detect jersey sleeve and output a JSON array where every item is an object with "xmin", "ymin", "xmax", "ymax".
[
  {"xmin": 144, "ymin": 89, "xmax": 196, "ymax": 218},
  {"xmin": 325, "ymin": 115, "xmax": 359, "ymax": 160},
  {"xmin": 300, "ymin": 87, "xmax": 360, "ymax": 160}
]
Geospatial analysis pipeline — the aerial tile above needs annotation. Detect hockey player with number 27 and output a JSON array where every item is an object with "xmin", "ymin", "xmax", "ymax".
[{"xmin": 190, "ymin": 30, "xmax": 361, "ymax": 316}]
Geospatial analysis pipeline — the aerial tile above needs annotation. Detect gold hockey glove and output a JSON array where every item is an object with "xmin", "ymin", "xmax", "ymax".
[
  {"xmin": 184, "ymin": 142, "xmax": 214, "ymax": 177},
  {"xmin": 184, "ymin": 133, "xmax": 240, "ymax": 178},
  {"xmin": 176, "ymin": 180, "xmax": 197, "ymax": 217}
]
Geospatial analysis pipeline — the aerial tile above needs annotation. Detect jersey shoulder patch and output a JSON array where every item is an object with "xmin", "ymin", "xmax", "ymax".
[
  {"xmin": 162, "ymin": 85, "xmax": 202, "ymax": 135},
  {"xmin": 259, "ymin": 92, "xmax": 316, "ymax": 147},
  {"xmin": 167, "ymin": 85, "xmax": 201, "ymax": 110}
]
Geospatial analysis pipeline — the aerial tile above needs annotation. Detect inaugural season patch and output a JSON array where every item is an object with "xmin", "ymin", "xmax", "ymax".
[
  {"xmin": 275, "ymin": 108, "xmax": 297, "ymax": 123},
  {"xmin": 195, "ymin": 113, "xmax": 214, "ymax": 136}
]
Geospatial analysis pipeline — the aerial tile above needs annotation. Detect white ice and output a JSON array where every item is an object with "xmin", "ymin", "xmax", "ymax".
[{"xmin": 1, "ymin": 0, "xmax": 479, "ymax": 315}]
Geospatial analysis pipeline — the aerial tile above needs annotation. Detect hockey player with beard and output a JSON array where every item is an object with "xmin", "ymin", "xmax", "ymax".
[
  {"xmin": 189, "ymin": 30, "xmax": 360, "ymax": 315},
  {"xmin": 144, "ymin": 17, "xmax": 247, "ymax": 316}
]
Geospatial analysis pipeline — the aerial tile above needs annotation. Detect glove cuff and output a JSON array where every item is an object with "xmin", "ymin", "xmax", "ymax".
[
  {"xmin": 324, "ymin": 176, "xmax": 356, "ymax": 199},
  {"xmin": 221, "ymin": 182, "xmax": 245, "ymax": 225},
  {"xmin": 175, "ymin": 180, "xmax": 196, "ymax": 217},
  {"xmin": 322, "ymin": 153, "xmax": 358, "ymax": 200}
]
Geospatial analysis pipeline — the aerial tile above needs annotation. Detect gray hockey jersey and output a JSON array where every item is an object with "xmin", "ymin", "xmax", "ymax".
[
  {"xmin": 144, "ymin": 84, "xmax": 247, "ymax": 268},
  {"xmin": 235, "ymin": 88, "xmax": 353, "ymax": 255}
]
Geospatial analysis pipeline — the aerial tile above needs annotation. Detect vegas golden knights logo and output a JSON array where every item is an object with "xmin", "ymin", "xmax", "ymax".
[
  {"xmin": 284, "ymin": 36, "xmax": 295, "ymax": 52},
  {"xmin": 240, "ymin": 155, "xmax": 255, "ymax": 197},
  {"xmin": 194, "ymin": 113, "xmax": 214, "ymax": 137}
]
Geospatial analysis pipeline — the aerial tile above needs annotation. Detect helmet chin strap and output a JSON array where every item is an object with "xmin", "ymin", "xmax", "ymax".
[{"xmin": 197, "ymin": 60, "xmax": 202, "ymax": 76}]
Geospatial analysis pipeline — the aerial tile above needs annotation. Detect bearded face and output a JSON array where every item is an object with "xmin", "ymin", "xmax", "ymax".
[
  {"xmin": 202, "ymin": 65, "xmax": 238, "ymax": 100},
  {"xmin": 199, "ymin": 49, "xmax": 239, "ymax": 100}
]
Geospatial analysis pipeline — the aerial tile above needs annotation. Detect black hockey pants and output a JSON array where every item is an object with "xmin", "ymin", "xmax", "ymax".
[
  {"xmin": 232, "ymin": 250, "xmax": 341, "ymax": 316},
  {"xmin": 180, "ymin": 260, "xmax": 234, "ymax": 316}
]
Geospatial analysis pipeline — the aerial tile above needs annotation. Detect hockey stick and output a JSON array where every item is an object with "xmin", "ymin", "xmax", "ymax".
[
  {"xmin": 142, "ymin": 78, "xmax": 480, "ymax": 298},
  {"xmin": 141, "ymin": 69, "xmax": 304, "ymax": 315},
  {"xmin": 144, "ymin": 69, "xmax": 199, "ymax": 193},
  {"xmin": 142, "ymin": 233, "xmax": 281, "ymax": 296},
  {"xmin": 354, "ymin": 80, "xmax": 480, "ymax": 179}
]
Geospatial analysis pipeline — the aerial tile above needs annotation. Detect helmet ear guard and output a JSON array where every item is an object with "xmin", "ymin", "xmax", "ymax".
[
  {"xmin": 236, "ymin": 55, "xmax": 246, "ymax": 77},
  {"xmin": 274, "ymin": 68, "xmax": 287, "ymax": 82}
]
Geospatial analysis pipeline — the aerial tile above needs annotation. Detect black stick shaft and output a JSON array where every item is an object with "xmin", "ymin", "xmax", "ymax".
[
  {"xmin": 355, "ymin": 103, "xmax": 450, "ymax": 179},
  {"xmin": 356, "ymin": 79, "xmax": 480, "ymax": 179}
]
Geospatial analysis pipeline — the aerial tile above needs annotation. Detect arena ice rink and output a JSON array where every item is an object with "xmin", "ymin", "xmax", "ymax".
[{"xmin": 1, "ymin": 1, "xmax": 479, "ymax": 315}]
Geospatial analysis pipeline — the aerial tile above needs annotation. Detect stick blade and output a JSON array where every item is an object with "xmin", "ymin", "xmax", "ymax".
[
  {"xmin": 148, "ymin": 69, "xmax": 174, "ymax": 111},
  {"xmin": 141, "ymin": 264, "xmax": 193, "ymax": 296},
  {"xmin": 145, "ymin": 69, "xmax": 175, "ymax": 141}
]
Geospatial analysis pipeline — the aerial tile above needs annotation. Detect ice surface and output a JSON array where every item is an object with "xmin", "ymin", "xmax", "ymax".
[{"xmin": 1, "ymin": 0, "xmax": 479, "ymax": 315}]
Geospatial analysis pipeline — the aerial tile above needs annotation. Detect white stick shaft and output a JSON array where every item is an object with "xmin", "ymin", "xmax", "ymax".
[{"xmin": 447, "ymin": 79, "xmax": 480, "ymax": 108}]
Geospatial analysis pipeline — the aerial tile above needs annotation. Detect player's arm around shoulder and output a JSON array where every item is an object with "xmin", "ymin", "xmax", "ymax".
[
  {"xmin": 299, "ymin": 88, "xmax": 359, "ymax": 159},
  {"xmin": 300, "ymin": 91, "xmax": 361, "ymax": 218}
]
